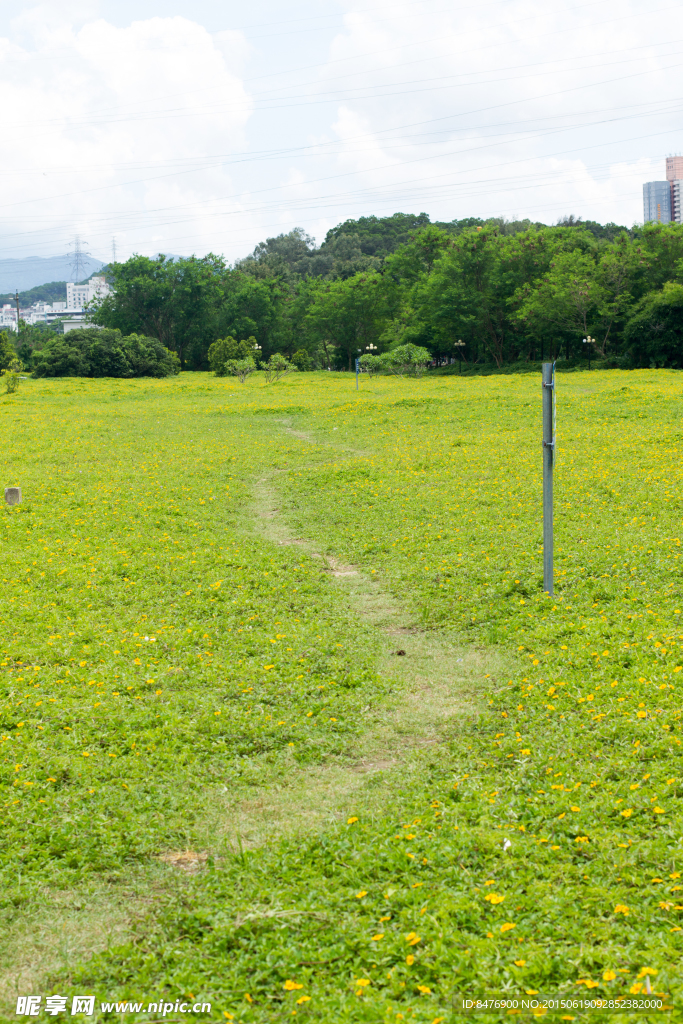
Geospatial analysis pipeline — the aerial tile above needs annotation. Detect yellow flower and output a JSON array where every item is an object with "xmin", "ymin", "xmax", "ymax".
[
  {"xmin": 244, "ymin": 994, "xmax": 252, "ymax": 1003},
  {"xmin": 521, "ymin": 748, "xmax": 530, "ymax": 755},
  {"xmin": 484, "ymin": 893, "xmax": 505, "ymax": 905},
  {"xmin": 417, "ymin": 985, "xmax": 432, "ymax": 994},
  {"xmin": 406, "ymin": 955, "xmax": 415, "ymax": 965},
  {"xmin": 637, "ymin": 967, "xmax": 658, "ymax": 978},
  {"xmin": 603, "ymin": 970, "xmax": 616, "ymax": 981},
  {"xmin": 405, "ymin": 932, "xmax": 421, "ymax": 945},
  {"xmin": 347, "ymin": 816, "xmax": 358, "ymax": 824},
  {"xmin": 514, "ymin": 960, "xmax": 527, "ymax": 967},
  {"xmin": 356, "ymin": 890, "xmax": 368, "ymax": 899},
  {"xmin": 500, "ymin": 922, "xmax": 516, "ymax": 933},
  {"xmin": 372, "ymin": 934, "xmax": 384, "ymax": 941},
  {"xmin": 570, "ymin": 805, "xmax": 580, "ymax": 812},
  {"xmin": 614, "ymin": 904, "xmax": 629, "ymax": 915},
  {"xmin": 296, "ymin": 996, "xmax": 311, "ymax": 1005},
  {"xmin": 283, "ymin": 980, "xmax": 303, "ymax": 991},
  {"xmin": 654, "ymin": 807, "xmax": 665, "ymax": 814},
  {"xmin": 355, "ymin": 979, "xmax": 371, "ymax": 988},
  {"xmin": 621, "ymin": 808, "xmax": 633, "ymax": 818}
]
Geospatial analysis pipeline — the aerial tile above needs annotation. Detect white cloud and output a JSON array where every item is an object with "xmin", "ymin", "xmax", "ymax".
[
  {"xmin": 296, "ymin": 0, "xmax": 683, "ymax": 230},
  {"xmin": 0, "ymin": 11, "xmax": 252, "ymax": 262},
  {"xmin": 1, "ymin": 0, "xmax": 681, "ymax": 267}
]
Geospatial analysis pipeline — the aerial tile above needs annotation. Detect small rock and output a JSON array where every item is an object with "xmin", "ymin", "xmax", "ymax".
[{"xmin": 4, "ymin": 487, "xmax": 21, "ymax": 506}]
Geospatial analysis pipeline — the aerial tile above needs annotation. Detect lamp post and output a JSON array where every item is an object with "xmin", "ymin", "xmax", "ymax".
[
  {"xmin": 454, "ymin": 338, "xmax": 465, "ymax": 374},
  {"xmin": 582, "ymin": 335, "xmax": 595, "ymax": 370},
  {"xmin": 252, "ymin": 342, "xmax": 262, "ymax": 365}
]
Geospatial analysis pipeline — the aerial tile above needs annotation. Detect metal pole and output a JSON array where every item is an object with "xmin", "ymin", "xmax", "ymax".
[
  {"xmin": 355, "ymin": 357, "xmax": 359, "ymax": 390},
  {"xmin": 542, "ymin": 362, "xmax": 554, "ymax": 595}
]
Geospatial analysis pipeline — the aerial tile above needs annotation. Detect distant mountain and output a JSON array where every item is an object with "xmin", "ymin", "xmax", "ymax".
[
  {"xmin": 0, "ymin": 255, "xmax": 104, "ymax": 293},
  {"xmin": 0, "ymin": 281, "xmax": 68, "ymax": 305}
]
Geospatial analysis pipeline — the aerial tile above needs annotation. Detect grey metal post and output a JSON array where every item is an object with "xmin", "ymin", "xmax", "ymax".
[
  {"xmin": 542, "ymin": 362, "xmax": 554, "ymax": 594},
  {"xmin": 355, "ymin": 357, "xmax": 359, "ymax": 390}
]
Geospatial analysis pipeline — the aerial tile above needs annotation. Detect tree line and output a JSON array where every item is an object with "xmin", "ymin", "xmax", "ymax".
[{"xmin": 8, "ymin": 212, "xmax": 683, "ymax": 375}]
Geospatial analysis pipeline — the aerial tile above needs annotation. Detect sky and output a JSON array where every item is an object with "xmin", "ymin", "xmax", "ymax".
[{"xmin": 1, "ymin": 0, "xmax": 682, "ymax": 268}]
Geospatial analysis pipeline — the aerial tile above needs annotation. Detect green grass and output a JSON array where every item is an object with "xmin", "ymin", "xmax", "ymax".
[{"xmin": 2, "ymin": 370, "xmax": 681, "ymax": 1023}]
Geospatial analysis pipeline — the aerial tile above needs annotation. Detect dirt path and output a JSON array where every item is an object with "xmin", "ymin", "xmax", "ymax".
[{"xmin": 223, "ymin": 423, "xmax": 507, "ymax": 849}]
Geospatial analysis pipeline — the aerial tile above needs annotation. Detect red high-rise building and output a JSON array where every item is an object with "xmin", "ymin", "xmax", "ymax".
[{"xmin": 666, "ymin": 156, "xmax": 683, "ymax": 222}]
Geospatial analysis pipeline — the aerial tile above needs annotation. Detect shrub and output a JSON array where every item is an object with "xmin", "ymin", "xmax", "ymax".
[
  {"xmin": 291, "ymin": 349, "xmax": 311, "ymax": 371},
  {"xmin": 31, "ymin": 328, "xmax": 179, "ymax": 378},
  {"xmin": 1, "ymin": 360, "xmax": 21, "ymax": 393},
  {"xmin": 224, "ymin": 357, "xmax": 257, "ymax": 383},
  {"xmin": 263, "ymin": 352, "xmax": 297, "ymax": 383},
  {"xmin": 358, "ymin": 353, "xmax": 384, "ymax": 376},
  {"xmin": 384, "ymin": 343, "xmax": 432, "ymax": 376},
  {"xmin": 360, "ymin": 344, "xmax": 432, "ymax": 377},
  {"xmin": 208, "ymin": 336, "xmax": 257, "ymax": 375}
]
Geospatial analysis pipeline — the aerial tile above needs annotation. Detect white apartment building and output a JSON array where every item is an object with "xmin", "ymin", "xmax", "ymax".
[
  {"xmin": 66, "ymin": 275, "xmax": 111, "ymax": 311},
  {"xmin": 0, "ymin": 304, "xmax": 17, "ymax": 331}
]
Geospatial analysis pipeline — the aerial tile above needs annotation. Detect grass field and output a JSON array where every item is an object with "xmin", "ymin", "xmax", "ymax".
[{"xmin": 1, "ymin": 369, "xmax": 682, "ymax": 1023}]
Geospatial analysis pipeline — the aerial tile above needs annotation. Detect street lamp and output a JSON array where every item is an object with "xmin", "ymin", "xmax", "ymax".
[
  {"xmin": 454, "ymin": 338, "xmax": 465, "ymax": 374},
  {"xmin": 582, "ymin": 335, "xmax": 595, "ymax": 370}
]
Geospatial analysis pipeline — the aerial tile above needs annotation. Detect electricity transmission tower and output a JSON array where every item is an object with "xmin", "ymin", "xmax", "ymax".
[{"xmin": 68, "ymin": 235, "xmax": 91, "ymax": 281}]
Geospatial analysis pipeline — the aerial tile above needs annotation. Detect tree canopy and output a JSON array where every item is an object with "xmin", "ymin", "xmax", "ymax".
[{"xmin": 88, "ymin": 213, "xmax": 683, "ymax": 372}]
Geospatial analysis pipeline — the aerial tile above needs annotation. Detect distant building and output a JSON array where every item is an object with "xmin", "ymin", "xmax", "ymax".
[
  {"xmin": 0, "ymin": 304, "xmax": 17, "ymax": 331},
  {"xmin": 643, "ymin": 180, "xmax": 672, "ymax": 223},
  {"xmin": 66, "ymin": 275, "xmax": 110, "ymax": 311},
  {"xmin": 644, "ymin": 157, "xmax": 683, "ymax": 224},
  {"xmin": 63, "ymin": 317, "xmax": 91, "ymax": 333},
  {"xmin": 666, "ymin": 156, "xmax": 683, "ymax": 182}
]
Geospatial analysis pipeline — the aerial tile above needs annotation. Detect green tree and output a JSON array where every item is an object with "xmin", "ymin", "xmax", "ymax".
[
  {"xmin": 624, "ymin": 282, "xmax": 683, "ymax": 367},
  {"xmin": 291, "ymin": 349, "xmax": 311, "ymax": 371},
  {"xmin": 217, "ymin": 275, "xmax": 285, "ymax": 359},
  {"xmin": 514, "ymin": 249, "xmax": 603, "ymax": 360},
  {"xmin": 91, "ymin": 254, "xmax": 227, "ymax": 368},
  {"xmin": 0, "ymin": 330, "xmax": 18, "ymax": 370},
  {"xmin": 306, "ymin": 272, "xmax": 388, "ymax": 370},
  {"xmin": 208, "ymin": 336, "xmax": 256, "ymax": 375}
]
